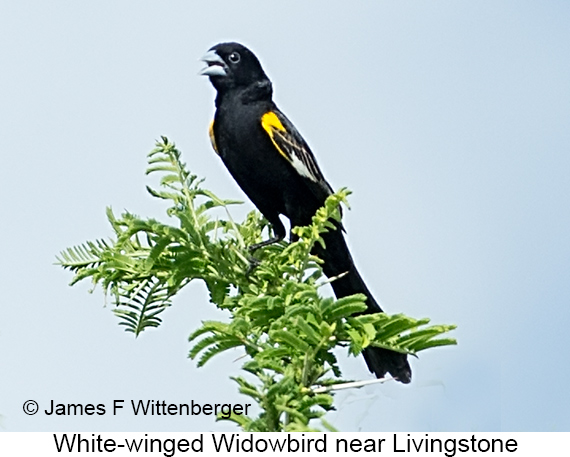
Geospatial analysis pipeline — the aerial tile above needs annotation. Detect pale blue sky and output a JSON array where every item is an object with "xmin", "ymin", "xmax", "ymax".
[{"xmin": 1, "ymin": 1, "xmax": 569, "ymax": 432}]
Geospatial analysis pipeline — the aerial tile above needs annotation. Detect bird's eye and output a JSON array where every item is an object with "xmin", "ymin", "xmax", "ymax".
[{"xmin": 228, "ymin": 52, "xmax": 241, "ymax": 64}]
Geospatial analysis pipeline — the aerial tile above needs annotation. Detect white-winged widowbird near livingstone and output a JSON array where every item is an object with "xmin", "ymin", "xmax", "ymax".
[{"xmin": 200, "ymin": 42, "xmax": 411, "ymax": 383}]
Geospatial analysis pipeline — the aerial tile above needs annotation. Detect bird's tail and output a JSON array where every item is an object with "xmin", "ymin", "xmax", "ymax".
[{"xmin": 315, "ymin": 226, "xmax": 412, "ymax": 384}]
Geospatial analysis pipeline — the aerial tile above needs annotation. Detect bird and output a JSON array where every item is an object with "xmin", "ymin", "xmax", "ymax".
[{"xmin": 200, "ymin": 42, "xmax": 411, "ymax": 384}]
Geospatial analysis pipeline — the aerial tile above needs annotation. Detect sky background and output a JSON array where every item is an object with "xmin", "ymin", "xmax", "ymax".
[{"xmin": 1, "ymin": 1, "xmax": 569, "ymax": 432}]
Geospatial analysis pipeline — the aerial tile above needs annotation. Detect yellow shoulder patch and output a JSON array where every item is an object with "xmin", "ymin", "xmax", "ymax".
[
  {"xmin": 209, "ymin": 120, "xmax": 219, "ymax": 155},
  {"xmin": 261, "ymin": 111, "xmax": 286, "ymax": 132}
]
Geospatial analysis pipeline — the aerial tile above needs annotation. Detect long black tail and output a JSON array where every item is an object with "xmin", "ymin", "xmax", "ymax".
[{"xmin": 314, "ymin": 226, "xmax": 412, "ymax": 384}]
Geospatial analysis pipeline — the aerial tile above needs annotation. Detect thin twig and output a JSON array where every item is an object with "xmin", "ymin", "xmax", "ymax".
[{"xmin": 312, "ymin": 377, "xmax": 393, "ymax": 394}]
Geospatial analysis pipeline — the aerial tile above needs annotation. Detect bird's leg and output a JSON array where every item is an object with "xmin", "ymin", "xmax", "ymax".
[
  {"xmin": 248, "ymin": 234, "xmax": 284, "ymax": 252},
  {"xmin": 246, "ymin": 234, "xmax": 284, "ymax": 275},
  {"xmin": 246, "ymin": 231, "xmax": 285, "ymax": 276},
  {"xmin": 249, "ymin": 217, "xmax": 286, "ymax": 253}
]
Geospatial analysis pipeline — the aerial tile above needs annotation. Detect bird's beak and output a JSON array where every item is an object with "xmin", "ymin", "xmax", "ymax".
[{"xmin": 200, "ymin": 50, "xmax": 228, "ymax": 77}]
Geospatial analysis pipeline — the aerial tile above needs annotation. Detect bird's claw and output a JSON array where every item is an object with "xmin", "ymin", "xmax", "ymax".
[{"xmin": 246, "ymin": 255, "xmax": 262, "ymax": 277}]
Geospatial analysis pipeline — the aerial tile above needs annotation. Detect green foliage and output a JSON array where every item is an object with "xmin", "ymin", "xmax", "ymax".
[{"xmin": 57, "ymin": 137, "xmax": 456, "ymax": 431}]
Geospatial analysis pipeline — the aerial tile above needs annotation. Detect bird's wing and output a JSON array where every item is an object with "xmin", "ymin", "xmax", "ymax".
[{"xmin": 260, "ymin": 109, "xmax": 334, "ymax": 201}]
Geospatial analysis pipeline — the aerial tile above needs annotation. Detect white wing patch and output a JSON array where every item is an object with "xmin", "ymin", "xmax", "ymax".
[{"xmin": 290, "ymin": 152, "xmax": 314, "ymax": 179}]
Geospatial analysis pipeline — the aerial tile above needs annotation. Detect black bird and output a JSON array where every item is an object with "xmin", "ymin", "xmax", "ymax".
[{"xmin": 200, "ymin": 42, "xmax": 411, "ymax": 383}]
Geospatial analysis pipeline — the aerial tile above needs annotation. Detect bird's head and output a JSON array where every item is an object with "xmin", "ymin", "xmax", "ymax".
[{"xmin": 200, "ymin": 42, "xmax": 270, "ymax": 93}]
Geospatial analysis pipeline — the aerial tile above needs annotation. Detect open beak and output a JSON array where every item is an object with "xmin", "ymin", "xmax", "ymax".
[{"xmin": 200, "ymin": 50, "xmax": 228, "ymax": 77}]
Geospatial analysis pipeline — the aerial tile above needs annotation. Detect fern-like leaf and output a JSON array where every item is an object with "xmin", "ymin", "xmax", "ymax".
[{"xmin": 112, "ymin": 278, "xmax": 172, "ymax": 336}]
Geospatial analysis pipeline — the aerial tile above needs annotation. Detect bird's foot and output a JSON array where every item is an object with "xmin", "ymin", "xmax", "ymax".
[{"xmin": 246, "ymin": 255, "xmax": 262, "ymax": 277}]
